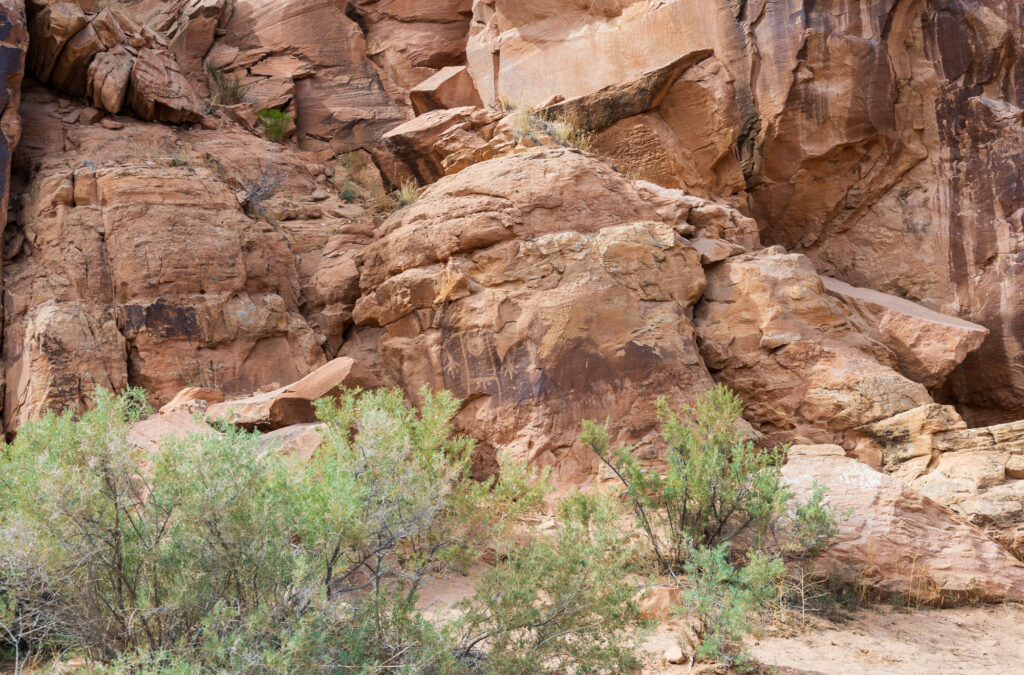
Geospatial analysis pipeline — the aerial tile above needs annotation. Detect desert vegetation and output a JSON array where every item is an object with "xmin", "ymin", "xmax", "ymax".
[{"xmin": 0, "ymin": 385, "xmax": 840, "ymax": 673}]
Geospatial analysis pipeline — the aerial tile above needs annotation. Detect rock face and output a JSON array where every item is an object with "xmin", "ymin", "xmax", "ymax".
[
  {"xmin": 349, "ymin": 0, "xmax": 474, "ymax": 94},
  {"xmin": 354, "ymin": 149, "xmax": 743, "ymax": 483},
  {"xmin": 695, "ymin": 247, "xmax": 934, "ymax": 448},
  {"xmin": 783, "ymin": 445, "xmax": 1024, "ymax": 605},
  {"xmin": 466, "ymin": 0, "xmax": 1024, "ymax": 426},
  {"xmin": 0, "ymin": 0, "xmax": 27, "ymax": 245},
  {"xmin": 26, "ymin": 0, "xmax": 209, "ymax": 123},
  {"xmin": 5, "ymin": 84, "xmax": 383, "ymax": 427},
  {"xmin": 213, "ymin": 0, "xmax": 407, "ymax": 153},
  {"xmin": 860, "ymin": 405, "xmax": 1024, "ymax": 559}
]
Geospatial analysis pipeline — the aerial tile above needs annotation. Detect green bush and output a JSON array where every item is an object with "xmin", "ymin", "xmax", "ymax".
[
  {"xmin": 581, "ymin": 384, "xmax": 839, "ymax": 666},
  {"xmin": 682, "ymin": 545, "xmax": 784, "ymax": 669},
  {"xmin": 454, "ymin": 492, "xmax": 645, "ymax": 673},
  {"xmin": 1, "ymin": 388, "xmax": 644, "ymax": 673},
  {"xmin": 257, "ymin": 108, "xmax": 292, "ymax": 143}
]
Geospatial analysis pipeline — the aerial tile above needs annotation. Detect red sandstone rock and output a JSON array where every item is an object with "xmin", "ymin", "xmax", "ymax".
[
  {"xmin": 783, "ymin": 445, "xmax": 1024, "ymax": 605},
  {"xmin": 410, "ymin": 66, "xmax": 483, "ymax": 116},
  {"xmin": 206, "ymin": 357, "xmax": 380, "ymax": 430},
  {"xmin": 695, "ymin": 248, "xmax": 934, "ymax": 448}
]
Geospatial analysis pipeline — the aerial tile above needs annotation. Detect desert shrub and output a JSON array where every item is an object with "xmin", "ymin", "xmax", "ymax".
[
  {"xmin": 257, "ymin": 108, "xmax": 292, "ymax": 143},
  {"xmin": 682, "ymin": 545, "xmax": 784, "ymax": 669},
  {"xmin": 394, "ymin": 178, "xmax": 420, "ymax": 206},
  {"xmin": 508, "ymin": 107, "xmax": 593, "ymax": 152},
  {"xmin": 1, "ymin": 387, "xmax": 643, "ymax": 673},
  {"xmin": 0, "ymin": 389, "xmax": 296, "ymax": 661},
  {"xmin": 454, "ymin": 491, "xmax": 646, "ymax": 673},
  {"xmin": 338, "ymin": 180, "xmax": 360, "ymax": 202},
  {"xmin": 243, "ymin": 158, "xmax": 286, "ymax": 215},
  {"xmin": 581, "ymin": 384, "xmax": 839, "ymax": 666},
  {"xmin": 582, "ymin": 384, "xmax": 833, "ymax": 571},
  {"xmin": 206, "ymin": 63, "xmax": 245, "ymax": 105}
]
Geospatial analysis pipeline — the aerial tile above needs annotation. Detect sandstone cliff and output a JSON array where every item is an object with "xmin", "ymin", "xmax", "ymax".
[{"xmin": 4, "ymin": 0, "xmax": 1024, "ymax": 606}]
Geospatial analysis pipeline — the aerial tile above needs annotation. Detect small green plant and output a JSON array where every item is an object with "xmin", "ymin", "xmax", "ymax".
[
  {"xmin": 205, "ymin": 62, "xmax": 246, "ymax": 106},
  {"xmin": 682, "ymin": 545, "xmax": 784, "ymax": 669},
  {"xmin": 170, "ymin": 152, "xmax": 191, "ymax": 167},
  {"xmin": 338, "ymin": 179, "xmax": 360, "ymax": 203},
  {"xmin": 257, "ymin": 108, "xmax": 292, "ymax": 143}
]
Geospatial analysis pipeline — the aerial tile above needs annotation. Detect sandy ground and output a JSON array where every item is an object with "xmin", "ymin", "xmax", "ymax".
[
  {"xmin": 7, "ymin": 580, "xmax": 1022, "ymax": 674},
  {"xmin": 645, "ymin": 602, "xmax": 1024, "ymax": 674}
]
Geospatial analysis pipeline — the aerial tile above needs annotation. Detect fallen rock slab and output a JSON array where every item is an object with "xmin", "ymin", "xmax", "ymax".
[
  {"xmin": 206, "ymin": 357, "xmax": 380, "ymax": 431},
  {"xmin": 823, "ymin": 276, "xmax": 988, "ymax": 388},
  {"xmin": 783, "ymin": 445, "xmax": 1024, "ymax": 605}
]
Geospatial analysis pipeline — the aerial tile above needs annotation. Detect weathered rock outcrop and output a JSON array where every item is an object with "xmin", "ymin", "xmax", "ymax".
[
  {"xmin": 27, "ymin": 0, "xmax": 207, "ymax": 123},
  {"xmin": 784, "ymin": 444, "xmax": 1024, "ymax": 605},
  {"xmin": 211, "ymin": 0, "xmax": 407, "ymax": 153},
  {"xmin": 349, "ymin": 0, "xmax": 474, "ymax": 95},
  {"xmin": 465, "ymin": 0, "xmax": 1024, "ymax": 425},
  {"xmin": 206, "ymin": 356, "xmax": 379, "ymax": 431},
  {"xmin": 0, "ymin": 0, "xmax": 27, "ymax": 245},
  {"xmin": 352, "ymin": 149, "xmax": 766, "ymax": 483},
  {"xmin": 695, "ymin": 247, "xmax": 935, "ymax": 448},
  {"xmin": 859, "ymin": 405, "xmax": 1024, "ymax": 559},
  {"xmin": 5, "ymin": 85, "xmax": 381, "ymax": 426},
  {"xmin": 823, "ymin": 277, "xmax": 990, "ymax": 389}
]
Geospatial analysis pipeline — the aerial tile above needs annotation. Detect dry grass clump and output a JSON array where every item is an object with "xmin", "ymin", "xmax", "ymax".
[{"xmin": 508, "ymin": 106, "xmax": 594, "ymax": 152}]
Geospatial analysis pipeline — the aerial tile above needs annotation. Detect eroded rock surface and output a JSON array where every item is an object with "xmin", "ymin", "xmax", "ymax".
[
  {"xmin": 860, "ymin": 405, "xmax": 1024, "ymax": 559},
  {"xmin": 466, "ymin": 0, "xmax": 1024, "ymax": 425},
  {"xmin": 353, "ymin": 149, "xmax": 754, "ymax": 483},
  {"xmin": 695, "ymin": 247, "xmax": 934, "ymax": 448},
  {"xmin": 784, "ymin": 444, "xmax": 1024, "ymax": 605},
  {"xmin": 5, "ymin": 85, "xmax": 381, "ymax": 425}
]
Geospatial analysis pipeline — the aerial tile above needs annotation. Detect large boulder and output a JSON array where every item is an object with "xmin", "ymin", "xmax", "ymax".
[
  {"xmin": 783, "ymin": 445, "xmax": 1024, "ymax": 605},
  {"xmin": 353, "ymin": 149, "xmax": 757, "ymax": 484},
  {"xmin": 695, "ymin": 248, "xmax": 934, "ymax": 447},
  {"xmin": 26, "ymin": 1, "xmax": 206, "ymax": 122},
  {"xmin": 860, "ymin": 405, "xmax": 1024, "ymax": 559},
  {"xmin": 823, "ymin": 276, "xmax": 989, "ymax": 388},
  {"xmin": 127, "ymin": 46, "xmax": 202, "ymax": 122}
]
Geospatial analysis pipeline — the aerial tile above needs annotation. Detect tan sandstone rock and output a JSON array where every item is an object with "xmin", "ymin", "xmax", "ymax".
[
  {"xmin": 410, "ymin": 66, "xmax": 484, "ymax": 116},
  {"xmin": 859, "ymin": 406, "xmax": 1024, "ymax": 559},
  {"xmin": 354, "ymin": 149, "xmax": 742, "ymax": 484},
  {"xmin": 6, "ymin": 87, "xmax": 382, "ymax": 425},
  {"xmin": 214, "ymin": 0, "xmax": 407, "ymax": 152},
  {"xmin": 695, "ymin": 248, "xmax": 934, "ymax": 447},
  {"xmin": 206, "ymin": 357, "xmax": 380, "ymax": 431},
  {"xmin": 128, "ymin": 410, "xmax": 214, "ymax": 454},
  {"xmin": 159, "ymin": 386, "xmax": 225, "ymax": 414},
  {"xmin": 260, "ymin": 422, "xmax": 325, "ymax": 462},
  {"xmin": 783, "ymin": 445, "xmax": 1024, "ymax": 605},
  {"xmin": 349, "ymin": 0, "xmax": 473, "ymax": 94},
  {"xmin": 823, "ymin": 276, "xmax": 989, "ymax": 389},
  {"xmin": 127, "ymin": 47, "xmax": 202, "ymax": 122}
]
